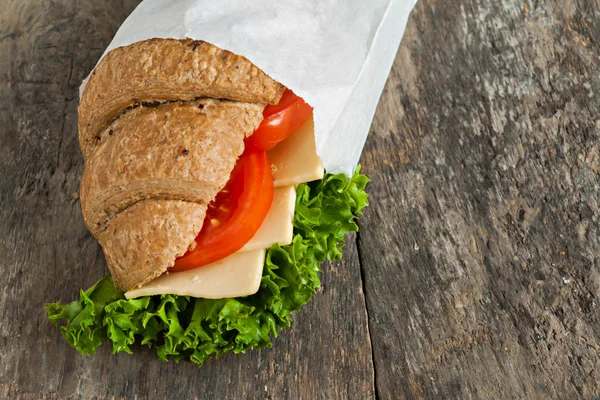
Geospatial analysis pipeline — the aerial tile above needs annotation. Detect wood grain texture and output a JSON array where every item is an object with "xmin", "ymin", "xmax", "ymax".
[
  {"xmin": 360, "ymin": 0, "xmax": 600, "ymax": 398},
  {"xmin": 3, "ymin": 0, "xmax": 600, "ymax": 399},
  {"xmin": 0, "ymin": 1, "xmax": 373, "ymax": 399}
]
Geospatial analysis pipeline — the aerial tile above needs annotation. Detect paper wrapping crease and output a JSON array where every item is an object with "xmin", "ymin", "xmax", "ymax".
[{"xmin": 82, "ymin": 0, "xmax": 417, "ymax": 175}]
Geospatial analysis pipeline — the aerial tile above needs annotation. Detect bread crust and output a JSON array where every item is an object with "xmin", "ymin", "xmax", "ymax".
[
  {"xmin": 98, "ymin": 200, "xmax": 207, "ymax": 291},
  {"xmin": 78, "ymin": 39, "xmax": 282, "ymax": 290},
  {"xmin": 80, "ymin": 98, "xmax": 263, "ymax": 238},
  {"xmin": 79, "ymin": 38, "xmax": 284, "ymax": 159}
]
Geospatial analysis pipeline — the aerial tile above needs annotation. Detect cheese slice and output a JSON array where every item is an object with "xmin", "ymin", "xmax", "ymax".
[
  {"xmin": 269, "ymin": 116, "xmax": 324, "ymax": 188},
  {"xmin": 240, "ymin": 185, "xmax": 295, "ymax": 252},
  {"xmin": 125, "ymin": 249, "xmax": 265, "ymax": 299}
]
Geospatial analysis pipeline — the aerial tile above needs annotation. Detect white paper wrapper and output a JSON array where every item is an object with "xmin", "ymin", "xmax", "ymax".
[{"xmin": 83, "ymin": 0, "xmax": 417, "ymax": 176}]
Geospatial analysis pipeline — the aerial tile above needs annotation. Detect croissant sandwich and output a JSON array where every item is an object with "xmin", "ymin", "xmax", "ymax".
[{"xmin": 46, "ymin": 38, "xmax": 369, "ymax": 366}]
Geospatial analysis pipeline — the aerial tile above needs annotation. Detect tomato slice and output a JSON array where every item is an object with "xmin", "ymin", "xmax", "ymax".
[
  {"xmin": 245, "ymin": 89, "xmax": 313, "ymax": 151},
  {"xmin": 170, "ymin": 150, "xmax": 274, "ymax": 271}
]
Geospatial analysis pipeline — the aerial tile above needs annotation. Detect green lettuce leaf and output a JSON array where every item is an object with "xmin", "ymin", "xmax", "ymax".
[{"xmin": 45, "ymin": 169, "xmax": 369, "ymax": 365}]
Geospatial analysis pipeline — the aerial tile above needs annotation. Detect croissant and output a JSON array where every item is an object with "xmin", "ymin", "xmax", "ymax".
[{"xmin": 78, "ymin": 38, "xmax": 285, "ymax": 291}]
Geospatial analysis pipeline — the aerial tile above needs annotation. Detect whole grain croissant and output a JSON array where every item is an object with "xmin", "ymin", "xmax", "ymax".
[{"xmin": 78, "ymin": 38, "xmax": 284, "ymax": 291}]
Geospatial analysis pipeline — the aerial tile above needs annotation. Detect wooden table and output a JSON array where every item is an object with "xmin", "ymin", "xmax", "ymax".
[{"xmin": 2, "ymin": 0, "xmax": 599, "ymax": 398}]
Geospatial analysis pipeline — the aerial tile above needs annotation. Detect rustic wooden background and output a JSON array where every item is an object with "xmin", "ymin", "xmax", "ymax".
[{"xmin": 1, "ymin": 0, "xmax": 599, "ymax": 398}]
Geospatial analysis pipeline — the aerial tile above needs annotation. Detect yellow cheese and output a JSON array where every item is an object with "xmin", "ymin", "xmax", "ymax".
[
  {"xmin": 269, "ymin": 116, "xmax": 324, "ymax": 188},
  {"xmin": 125, "ymin": 249, "xmax": 265, "ymax": 299},
  {"xmin": 241, "ymin": 185, "xmax": 295, "ymax": 252}
]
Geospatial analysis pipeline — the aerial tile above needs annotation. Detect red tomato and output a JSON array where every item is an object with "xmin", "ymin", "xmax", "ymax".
[
  {"xmin": 170, "ymin": 150, "xmax": 274, "ymax": 271},
  {"xmin": 245, "ymin": 89, "xmax": 313, "ymax": 151}
]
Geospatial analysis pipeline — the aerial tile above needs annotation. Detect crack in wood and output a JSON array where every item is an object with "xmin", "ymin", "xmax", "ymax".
[{"xmin": 356, "ymin": 228, "xmax": 380, "ymax": 400}]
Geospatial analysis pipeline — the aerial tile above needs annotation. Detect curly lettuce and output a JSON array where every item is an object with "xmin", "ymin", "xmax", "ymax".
[{"xmin": 46, "ymin": 170, "xmax": 369, "ymax": 366}]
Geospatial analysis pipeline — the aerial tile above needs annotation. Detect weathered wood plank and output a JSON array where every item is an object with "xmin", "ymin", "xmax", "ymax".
[
  {"xmin": 0, "ymin": 1, "xmax": 374, "ymax": 398},
  {"xmin": 360, "ymin": 0, "xmax": 600, "ymax": 398}
]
